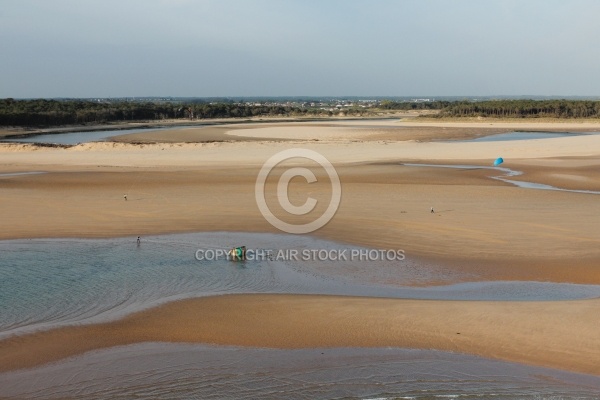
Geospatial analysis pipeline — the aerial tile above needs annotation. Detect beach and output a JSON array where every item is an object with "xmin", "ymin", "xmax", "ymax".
[
  {"xmin": 1, "ymin": 118, "xmax": 600, "ymax": 384},
  {"xmin": 2, "ymin": 294, "xmax": 600, "ymax": 375}
]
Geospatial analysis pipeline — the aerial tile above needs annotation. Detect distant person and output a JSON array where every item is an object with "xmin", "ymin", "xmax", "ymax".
[
  {"xmin": 431, "ymin": 207, "xmax": 434, "ymax": 213},
  {"xmin": 124, "ymin": 194, "xmax": 128, "ymax": 201},
  {"xmin": 137, "ymin": 236, "xmax": 141, "ymax": 245}
]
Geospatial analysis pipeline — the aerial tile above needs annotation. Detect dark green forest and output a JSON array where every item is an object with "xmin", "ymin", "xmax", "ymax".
[
  {"xmin": 2, "ymin": 98, "xmax": 600, "ymax": 127},
  {"xmin": 376, "ymin": 99, "xmax": 600, "ymax": 118},
  {"xmin": 378, "ymin": 100, "xmax": 451, "ymax": 110},
  {"xmin": 437, "ymin": 100, "xmax": 600, "ymax": 118},
  {"xmin": 0, "ymin": 99, "xmax": 356, "ymax": 127}
]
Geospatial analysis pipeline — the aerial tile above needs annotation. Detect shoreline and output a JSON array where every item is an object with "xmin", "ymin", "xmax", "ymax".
[
  {"xmin": 1, "ymin": 133, "xmax": 600, "ymax": 284},
  {"xmin": 3, "ymin": 343, "xmax": 598, "ymax": 399},
  {"xmin": 3, "ymin": 115, "xmax": 600, "ymax": 142},
  {"xmin": 1, "ymin": 120, "xmax": 599, "ymax": 379},
  {"xmin": 0, "ymin": 115, "xmax": 401, "ymax": 140},
  {"xmin": 2, "ymin": 293, "xmax": 600, "ymax": 375}
]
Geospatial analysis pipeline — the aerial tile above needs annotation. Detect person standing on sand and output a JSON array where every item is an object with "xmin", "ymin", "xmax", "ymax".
[
  {"xmin": 431, "ymin": 207, "xmax": 434, "ymax": 213},
  {"xmin": 137, "ymin": 236, "xmax": 140, "ymax": 245},
  {"xmin": 124, "ymin": 194, "xmax": 127, "ymax": 201}
]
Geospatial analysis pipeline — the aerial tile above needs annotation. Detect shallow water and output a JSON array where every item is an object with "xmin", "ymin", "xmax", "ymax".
[
  {"xmin": 0, "ymin": 118, "xmax": 397, "ymax": 145},
  {"xmin": 0, "ymin": 171, "xmax": 46, "ymax": 178},
  {"xmin": 2, "ymin": 232, "xmax": 600, "ymax": 399},
  {"xmin": 2, "ymin": 232, "xmax": 600, "ymax": 340},
  {"xmin": 0, "ymin": 127, "xmax": 164, "ymax": 145},
  {"xmin": 3, "ymin": 126, "xmax": 599, "ymax": 146},
  {"xmin": 460, "ymin": 131, "xmax": 598, "ymax": 142},
  {"xmin": 1, "ymin": 344, "xmax": 599, "ymax": 399},
  {"xmin": 402, "ymin": 163, "xmax": 600, "ymax": 195}
]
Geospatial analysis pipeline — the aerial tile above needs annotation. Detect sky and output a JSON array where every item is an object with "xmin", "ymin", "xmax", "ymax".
[{"xmin": 2, "ymin": 0, "xmax": 600, "ymax": 98}]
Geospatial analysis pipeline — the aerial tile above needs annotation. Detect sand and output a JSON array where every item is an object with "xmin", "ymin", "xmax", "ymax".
[
  {"xmin": 1, "ymin": 133, "xmax": 599, "ymax": 283},
  {"xmin": 1, "ymin": 118, "xmax": 600, "ymax": 375},
  {"xmin": 104, "ymin": 117, "xmax": 600, "ymax": 143},
  {"xmin": 2, "ymin": 162, "xmax": 598, "ymax": 285},
  {"xmin": 2, "ymin": 294, "xmax": 600, "ymax": 375}
]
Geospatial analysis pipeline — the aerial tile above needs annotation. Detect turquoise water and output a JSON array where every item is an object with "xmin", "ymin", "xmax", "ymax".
[{"xmin": 2, "ymin": 232, "xmax": 600, "ymax": 399}]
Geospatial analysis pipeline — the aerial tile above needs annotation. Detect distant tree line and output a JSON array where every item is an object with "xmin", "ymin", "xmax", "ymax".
[
  {"xmin": 378, "ymin": 100, "xmax": 451, "ymax": 110},
  {"xmin": 437, "ymin": 100, "xmax": 600, "ymax": 118},
  {"xmin": 378, "ymin": 99, "xmax": 600, "ymax": 118},
  {"xmin": 4, "ymin": 98, "xmax": 600, "ymax": 127},
  {"xmin": 0, "ymin": 99, "xmax": 180, "ymax": 126},
  {"xmin": 0, "ymin": 99, "xmax": 366, "ymax": 127}
]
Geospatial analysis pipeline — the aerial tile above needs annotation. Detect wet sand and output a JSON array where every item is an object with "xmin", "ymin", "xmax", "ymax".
[
  {"xmin": 1, "ymin": 119, "xmax": 600, "ymax": 375},
  {"xmin": 109, "ymin": 118, "xmax": 600, "ymax": 143},
  {"xmin": 4, "ymin": 344, "xmax": 599, "ymax": 399},
  {"xmin": 0, "ymin": 162, "xmax": 599, "ymax": 284},
  {"xmin": 2, "ymin": 294, "xmax": 600, "ymax": 375}
]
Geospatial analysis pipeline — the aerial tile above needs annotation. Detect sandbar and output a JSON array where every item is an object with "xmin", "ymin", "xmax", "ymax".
[
  {"xmin": 1, "ymin": 119, "xmax": 600, "ymax": 376},
  {"xmin": 1, "ymin": 294, "xmax": 600, "ymax": 375}
]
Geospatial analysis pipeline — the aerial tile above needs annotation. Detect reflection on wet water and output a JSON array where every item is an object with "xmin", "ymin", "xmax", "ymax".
[
  {"xmin": 402, "ymin": 163, "xmax": 600, "ymax": 195},
  {"xmin": 2, "ymin": 232, "xmax": 600, "ymax": 339},
  {"xmin": 463, "ymin": 131, "xmax": 598, "ymax": 142},
  {"xmin": 0, "ymin": 128, "xmax": 163, "ymax": 145},
  {"xmin": 1, "ymin": 344, "xmax": 599, "ymax": 400},
  {"xmin": 2, "ymin": 232, "xmax": 599, "ymax": 399},
  {"xmin": 0, "ymin": 171, "xmax": 46, "ymax": 178}
]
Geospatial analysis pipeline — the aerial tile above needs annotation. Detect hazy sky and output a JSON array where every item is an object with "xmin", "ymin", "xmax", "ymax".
[{"xmin": 2, "ymin": 0, "xmax": 600, "ymax": 98}]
